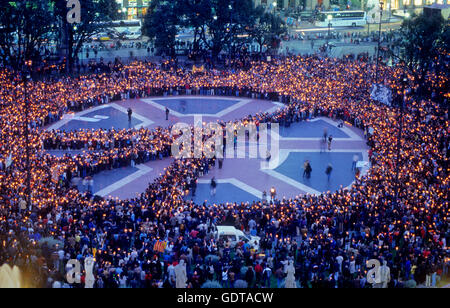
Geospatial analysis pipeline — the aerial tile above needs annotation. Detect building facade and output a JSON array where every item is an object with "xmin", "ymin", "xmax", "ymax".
[
  {"xmin": 116, "ymin": 0, "xmax": 449, "ymax": 19},
  {"xmin": 116, "ymin": 0, "xmax": 149, "ymax": 19},
  {"xmin": 254, "ymin": 0, "xmax": 449, "ymax": 11}
]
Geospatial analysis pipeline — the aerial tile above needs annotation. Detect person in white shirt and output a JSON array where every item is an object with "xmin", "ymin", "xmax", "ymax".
[{"xmin": 336, "ymin": 255, "xmax": 344, "ymax": 273}]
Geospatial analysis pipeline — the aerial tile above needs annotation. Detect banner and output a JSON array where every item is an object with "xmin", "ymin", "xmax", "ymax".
[
  {"xmin": 371, "ymin": 83, "xmax": 392, "ymax": 106},
  {"xmin": 5, "ymin": 153, "xmax": 12, "ymax": 168},
  {"xmin": 153, "ymin": 240, "xmax": 167, "ymax": 253}
]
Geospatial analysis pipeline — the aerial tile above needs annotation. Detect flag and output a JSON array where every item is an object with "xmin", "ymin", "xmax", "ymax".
[
  {"xmin": 370, "ymin": 83, "xmax": 392, "ymax": 106},
  {"xmin": 153, "ymin": 240, "xmax": 167, "ymax": 253},
  {"xmin": 5, "ymin": 153, "xmax": 12, "ymax": 168}
]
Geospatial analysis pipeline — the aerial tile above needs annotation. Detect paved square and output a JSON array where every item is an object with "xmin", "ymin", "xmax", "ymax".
[
  {"xmin": 153, "ymin": 98, "xmax": 241, "ymax": 115},
  {"xmin": 272, "ymin": 151, "xmax": 364, "ymax": 193},
  {"xmin": 279, "ymin": 119, "xmax": 350, "ymax": 139},
  {"xmin": 185, "ymin": 182, "xmax": 261, "ymax": 204},
  {"xmin": 56, "ymin": 106, "xmax": 143, "ymax": 131},
  {"xmin": 46, "ymin": 98, "xmax": 367, "ymax": 201}
]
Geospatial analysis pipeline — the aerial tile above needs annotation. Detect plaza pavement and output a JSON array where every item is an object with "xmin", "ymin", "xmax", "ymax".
[{"xmin": 47, "ymin": 96, "xmax": 368, "ymax": 202}]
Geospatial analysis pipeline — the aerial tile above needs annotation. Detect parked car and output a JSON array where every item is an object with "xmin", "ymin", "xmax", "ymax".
[
  {"xmin": 299, "ymin": 11, "xmax": 314, "ymax": 22},
  {"xmin": 214, "ymin": 226, "xmax": 260, "ymax": 251}
]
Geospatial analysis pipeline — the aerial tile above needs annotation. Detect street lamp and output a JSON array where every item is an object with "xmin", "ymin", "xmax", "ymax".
[
  {"xmin": 375, "ymin": 1, "xmax": 384, "ymax": 84},
  {"xmin": 387, "ymin": 2, "xmax": 391, "ymax": 23},
  {"xmin": 327, "ymin": 15, "xmax": 332, "ymax": 36},
  {"xmin": 394, "ymin": 74, "xmax": 408, "ymax": 206},
  {"xmin": 229, "ymin": 2, "xmax": 233, "ymax": 68},
  {"xmin": 327, "ymin": 15, "xmax": 332, "ymax": 48},
  {"xmin": 22, "ymin": 60, "xmax": 32, "ymax": 210}
]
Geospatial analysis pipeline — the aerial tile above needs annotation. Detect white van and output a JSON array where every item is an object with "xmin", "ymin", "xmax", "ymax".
[{"xmin": 214, "ymin": 226, "xmax": 260, "ymax": 251}]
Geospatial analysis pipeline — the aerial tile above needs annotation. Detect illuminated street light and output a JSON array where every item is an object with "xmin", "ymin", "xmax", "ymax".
[
  {"xmin": 375, "ymin": 1, "xmax": 384, "ymax": 84},
  {"xmin": 327, "ymin": 15, "xmax": 332, "ymax": 41}
]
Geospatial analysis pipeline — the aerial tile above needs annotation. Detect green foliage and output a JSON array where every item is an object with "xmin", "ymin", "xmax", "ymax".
[
  {"xmin": 143, "ymin": 0, "xmax": 181, "ymax": 56},
  {"xmin": 0, "ymin": 0, "xmax": 54, "ymax": 69},
  {"xmin": 249, "ymin": 8, "xmax": 287, "ymax": 53},
  {"xmin": 143, "ymin": 0, "xmax": 285, "ymax": 58},
  {"xmin": 0, "ymin": 0, "xmax": 121, "ymax": 70},
  {"xmin": 397, "ymin": 12, "xmax": 449, "ymax": 97},
  {"xmin": 99, "ymin": 0, "xmax": 121, "ymax": 21},
  {"xmin": 53, "ymin": 0, "xmax": 120, "ymax": 70}
]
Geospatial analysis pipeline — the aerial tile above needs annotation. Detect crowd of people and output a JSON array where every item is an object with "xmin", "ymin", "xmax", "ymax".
[{"xmin": 0, "ymin": 55, "xmax": 448, "ymax": 288}]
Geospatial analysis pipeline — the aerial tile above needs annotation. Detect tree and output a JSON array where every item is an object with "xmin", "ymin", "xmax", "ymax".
[
  {"xmin": 101, "ymin": 0, "xmax": 121, "ymax": 21},
  {"xmin": 249, "ymin": 8, "xmax": 287, "ymax": 54},
  {"xmin": 179, "ymin": 0, "xmax": 214, "ymax": 58},
  {"xmin": 53, "ymin": 0, "xmax": 120, "ymax": 72},
  {"xmin": 0, "ymin": 0, "xmax": 54, "ymax": 69},
  {"xmin": 201, "ymin": 0, "xmax": 261, "ymax": 59},
  {"xmin": 143, "ymin": 0, "xmax": 266, "ymax": 60},
  {"xmin": 143, "ymin": 0, "xmax": 181, "ymax": 57},
  {"xmin": 395, "ymin": 13, "xmax": 449, "ymax": 98}
]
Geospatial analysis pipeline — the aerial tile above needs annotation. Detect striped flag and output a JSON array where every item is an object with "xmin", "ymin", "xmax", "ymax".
[
  {"xmin": 153, "ymin": 240, "xmax": 167, "ymax": 253},
  {"xmin": 5, "ymin": 153, "xmax": 12, "ymax": 168}
]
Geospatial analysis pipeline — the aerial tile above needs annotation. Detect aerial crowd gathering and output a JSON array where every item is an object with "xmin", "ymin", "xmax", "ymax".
[{"xmin": 0, "ymin": 55, "xmax": 448, "ymax": 288}]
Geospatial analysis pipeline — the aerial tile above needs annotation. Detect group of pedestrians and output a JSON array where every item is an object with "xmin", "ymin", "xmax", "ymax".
[{"xmin": 0, "ymin": 55, "xmax": 447, "ymax": 289}]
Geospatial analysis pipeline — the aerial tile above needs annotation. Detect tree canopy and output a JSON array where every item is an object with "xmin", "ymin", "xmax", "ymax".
[
  {"xmin": 0, "ymin": 0, "xmax": 54, "ymax": 69},
  {"xmin": 396, "ymin": 12, "xmax": 449, "ymax": 99},
  {"xmin": 142, "ymin": 0, "xmax": 286, "ymax": 58},
  {"xmin": 0, "ymin": 0, "xmax": 120, "ymax": 71}
]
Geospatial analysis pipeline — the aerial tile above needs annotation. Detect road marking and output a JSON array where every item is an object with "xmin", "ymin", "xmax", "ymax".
[
  {"xmin": 260, "ymin": 169, "xmax": 321, "ymax": 195},
  {"xmin": 95, "ymin": 164, "xmax": 153, "ymax": 197},
  {"xmin": 142, "ymin": 97, "xmax": 251, "ymax": 118},
  {"xmin": 47, "ymin": 103, "xmax": 154, "ymax": 130},
  {"xmin": 197, "ymin": 178, "xmax": 263, "ymax": 199}
]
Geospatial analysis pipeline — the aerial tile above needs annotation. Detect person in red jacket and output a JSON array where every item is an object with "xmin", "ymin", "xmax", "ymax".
[{"xmin": 255, "ymin": 263, "xmax": 263, "ymax": 286}]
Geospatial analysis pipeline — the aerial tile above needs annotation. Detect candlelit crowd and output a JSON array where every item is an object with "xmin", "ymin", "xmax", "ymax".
[{"xmin": 0, "ymin": 56, "xmax": 448, "ymax": 288}]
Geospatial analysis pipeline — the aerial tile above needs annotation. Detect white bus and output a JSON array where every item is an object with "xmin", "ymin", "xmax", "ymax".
[
  {"xmin": 315, "ymin": 11, "xmax": 367, "ymax": 28},
  {"xmin": 93, "ymin": 20, "xmax": 142, "ymax": 41},
  {"xmin": 110, "ymin": 20, "xmax": 142, "ymax": 40}
]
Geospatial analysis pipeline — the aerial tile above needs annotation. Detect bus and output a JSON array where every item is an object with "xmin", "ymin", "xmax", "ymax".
[
  {"xmin": 110, "ymin": 20, "xmax": 142, "ymax": 40},
  {"xmin": 315, "ymin": 11, "xmax": 367, "ymax": 28},
  {"xmin": 93, "ymin": 20, "xmax": 142, "ymax": 41}
]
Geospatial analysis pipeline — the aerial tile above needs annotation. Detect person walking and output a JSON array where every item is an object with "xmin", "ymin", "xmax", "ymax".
[
  {"xmin": 303, "ymin": 161, "xmax": 312, "ymax": 179},
  {"xmin": 210, "ymin": 177, "xmax": 217, "ymax": 197},
  {"xmin": 320, "ymin": 137, "xmax": 327, "ymax": 153},
  {"xmin": 352, "ymin": 154, "xmax": 359, "ymax": 171},
  {"xmin": 328, "ymin": 135, "xmax": 333, "ymax": 151},
  {"xmin": 323, "ymin": 128, "xmax": 328, "ymax": 142},
  {"xmin": 165, "ymin": 107, "xmax": 170, "ymax": 121},
  {"xmin": 325, "ymin": 164, "xmax": 333, "ymax": 182},
  {"xmin": 83, "ymin": 176, "xmax": 94, "ymax": 193},
  {"xmin": 262, "ymin": 264, "xmax": 272, "ymax": 288},
  {"xmin": 191, "ymin": 180, "xmax": 197, "ymax": 197},
  {"xmin": 127, "ymin": 108, "xmax": 133, "ymax": 122}
]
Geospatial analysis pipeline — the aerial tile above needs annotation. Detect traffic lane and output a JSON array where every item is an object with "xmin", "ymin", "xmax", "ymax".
[{"xmin": 292, "ymin": 22, "xmax": 402, "ymax": 35}]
